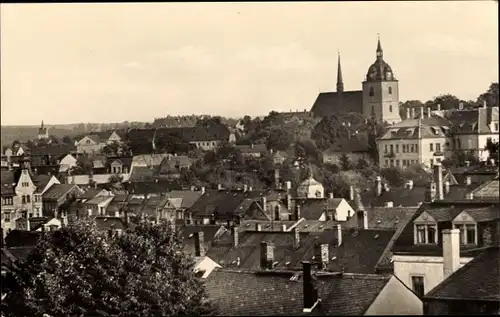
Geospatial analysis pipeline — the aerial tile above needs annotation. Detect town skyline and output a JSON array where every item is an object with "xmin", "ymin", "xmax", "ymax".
[{"xmin": 1, "ymin": 1, "xmax": 498, "ymax": 126}]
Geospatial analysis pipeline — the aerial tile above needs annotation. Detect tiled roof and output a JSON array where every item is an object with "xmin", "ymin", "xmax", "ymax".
[
  {"xmin": 5, "ymin": 230, "xmax": 42, "ymax": 248},
  {"xmin": 310, "ymin": 90, "xmax": 363, "ymax": 117},
  {"xmin": 167, "ymin": 190, "xmax": 203, "ymax": 209},
  {"xmin": 105, "ymin": 194, "xmax": 129, "ymax": 215},
  {"xmin": 424, "ymin": 247, "xmax": 499, "ymax": 301},
  {"xmin": 366, "ymin": 207, "xmax": 419, "ymax": 230},
  {"xmin": 189, "ymin": 189, "xmax": 272, "ymax": 220},
  {"xmin": 380, "ymin": 116, "xmax": 451, "ymax": 140},
  {"xmin": 445, "ymin": 107, "xmax": 499, "ymax": 134},
  {"xmin": 85, "ymin": 195, "xmax": 113, "ymax": 206},
  {"xmin": 206, "ymin": 269, "xmax": 391, "ymax": 316},
  {"xmin": 297, "ymin": 198, "xmax": 347, "ymax": 220},
  {"xmin": 42, "ymin": 184, "xmax": 79, "ymax": 200},
  {"xmin": 361, "ymin": 186, "xmax": 427, "ymax": 208},
  {"xmin": 107, "ymin": 156, "xmax": 133, "ymax": 170},
  {"xmin": 235, "ymin": 144, "xmax": 269, "ymax": 155},
  {"xmin": 180, "ymin": 225, "xmax": 227, "ymax": 256},
  {"xmin": 128, "ymin": 125, "xmax": 231, "ymax": 145},
  {"xmin": 325, "ymin": 133, "xmax": 370, "ymax": 153},
  {"xmin": 471, "ymin": 178, "xmax": 499, "ymax": 199},
  {"xmin": 30, "ymin": 144, "xmax": 76, "ymax": 156},
  {"xmin": 77, "ymin": 189, "xmax": 107, "ymax": 200},
  {"xmin": 158, "ymin": 155, "xmax": 192, "ymax": 174},
  {"xmin": 392, "ymin": 201, "xmax": 500, "ymax": 256},
  {"xmin": 32, "ymin": 174, "xmax": 53, "ymax": 193},
  {"xmin": 6, "ymin": 246, "xmax": 35, "ymax": 263},
  {"xmin": 131, "ymin": 153, "xmax": 172, "ymax": 168},
  {"xmin": 128, "ymin": 166, "xmax": 156, "ymax": 182},
  {"xmin": 94, "ymin": 217, "xmax": 127, "ymax": 231},
  {"xmin": 126, "ymin": 180, "xmax": 182, "ymax": 195}
]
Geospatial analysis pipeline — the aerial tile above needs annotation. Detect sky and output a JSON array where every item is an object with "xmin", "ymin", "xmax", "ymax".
[{"xmin": 1, "ymin": 2, "xmax": 498, "ymax": 126}]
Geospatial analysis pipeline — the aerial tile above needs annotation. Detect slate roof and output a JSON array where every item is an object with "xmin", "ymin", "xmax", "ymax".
[
  {"xmin": 424, "ymin": 247, "xmax": 499, "ymax": 301},
  {"xmin": 392, "ymin": 201, "xmax": 500, "ymax": 256},
  {"xmin": 471, "ymin": 178, "xmax": 499, "ymax": 199},
  {"xmin": 30, "ymin": 144, "xmax": 76, "ymax": 156},
  {"xmin": 206, "ymin": 269, "xmax": 391, "ymax": 316},
  {"xmin": 42, "ymin": 184, "xmax": 78, "ymax": 200},
  {"xmin": 189, "ymin": 189, "xmax": 273, "ymax": 220},
  {"xmin": 167, "ymin": 190, "xmax": 203, "ymax": 209},
  {"xmin": 158, "ymin": 155, "xmax": 192, "ymax": 174},
  {"xmin": 85, "ymin": 195, "xmax": 113, "ymax": 206},
  {"xmin": 207, "ymin": 228, "xmax": 395, "ymax": 274},
  {"xmin": 235, "ymin": 144, "xmax": 269, "ymax": 155},
  {"xmin": 131, "ymin": 153, "xmax": 172, "ymax": 168},
  {"xmin": 4, "ymin": 230, "xmax": 42, "ymax": 248},
  {"xmin": 1, "ymin": 170, "xmax": 16, "ymax": 196},
  {"xmin": 105, "ymin": 194, "xmax": 129, "ymax": 216},
  {"xmin": 445, "ymin": 106, "xmax": 499, "ymax": 135},
  {"xmin": 126, "ymin": 180, "xmax": 182, "ymax": 195},
  {"xmin": 128, "ymin": 166, "xmax": 156, "ymax": 182},
  {"xmin": 325, "ymin": 133, "xmax": 370, "ymax": 153},
  {"xmin": 310, "ymin": 90, "xmax": 363, "ymax": 118},
  {"xmin": 127, "ymin": 125, "xmax": 231, "ymax": 145},
  {"xmin": 77, "ymin": 189, "xmax": 107, "ymax": 200},
  {"xmin": 297, "ymin": 198, "xmax": 349, "ymax": 220},
  {"xmin": 360, "ymin": 186, "xmax": 427, "ymax": 208},
  {"xmin": 379, "ymin": 116, "xmax": 451, "ymax": 140},
  {"xmin": 180, "ymin": 225, "xmax": 227, "ymax": 256},
  {"xmin": 5, "ymin": 246, "xmax": 35, "ymax": 263},
  {"xmin": 32, "ymin": 174, "xmax": 53, "ymax": 194}
]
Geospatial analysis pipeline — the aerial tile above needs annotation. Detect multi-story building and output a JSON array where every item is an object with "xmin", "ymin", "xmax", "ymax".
[{"xmin": 378, "ymin": 104, "xmax": 500, "ymax": 168}]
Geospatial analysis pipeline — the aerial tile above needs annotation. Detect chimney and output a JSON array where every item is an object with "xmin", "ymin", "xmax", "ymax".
[
  {"xmin": 243, "ymin": 184, "xmax": 248, "ymax": 192},
  {"xmin": 335, "ymin": 224, "xmax": 342, "ymax": 247},
  {"xmin": 482, "ymin": 99, "xmax": 487, "ymax": 108},
  {"xmin": 261, "ymin": 197, "xmax": 267, "ymax": 212},
  {"xmin": 419, "ymin": 107, "xmax": 424, "ymax": 118},
  {"xmin": 217, "ymin": 183, "xmax": 222, "ymax": 191},
  {"xmin": 274, "ymin": 169, "xmax": 280, "ymax": 189},
  {"xmin": 490, "ymin": 158, "xmax": 496, "ymax": 166},
  {"xmin": 314, "ymin": 242, "xmax": 329, "ymax": 269},
  {"xmin": 26, "ymin": 217, "xmax": 31, "ymax": 232},
  {"xmin": 293, "ymin": 227, "xmax": 300, "ymax": 249},
  {"xmin": 427, "ymin": 107, "xmax": 431, "ymax": 118},
  {"xmin": 250, "ymin": 143, "xmax": 254, "ymax": 149},
  {"xmin": 436, "ymin": 103, "xmax": 441, "ymax": 111},
  {"xmin": 302, "ymin": 261, "xmax": 319, "ymax": 313},
  {"xmin": 286, "ymin": 193, "xmax": 292, "ymax": 210},
  {"xmin": 260, "ymin": 241, "xmax": 275, "ymax": 270},
  {"xmin": 465, "ymin": 160, "xmax": 470, "ymax": 167},
  {"xmin": 285, "ymin": 181, "xmax": 292, "ymax": 191},
  {"xmin": 190, "ymin": 185, "xmax": 195, "ymax": 191},
  {"xmin": 433, "ymin": 162, "xmax": 444, "ymax": 200},
  {"xmin": 406, "ymin": 108, "xmax": 411, "ymax": 119},
  {"xmin": 459, "ymin": 102, "xmax": 464, "ymax": 110},
  {"xmin": 295, "ymin": 204, "xmax": 301, "ymax": 220},
  {"xmin": 328, "ymin": 192, "xmax": 334, "ymax": 199},
  {"xmin": 282, "ymin": 224, "xmax": 287, "ymax": 231},
  {"xmin": 426, "ymin": 182, "xmax": 437, "ymax": 202},
  {"xmin": 385, "ymin": 201, "xmax": 394, "ymax": 208},
  {"xmin": 442, "ymin": 179, "xmax": 451, "ymax": 194},
  {"xmin": 411, "ymin": 108, "xmax": 416, "ymax": 119},
  {"xmin": 465, "ymin": 176, "xmax": 472, "ymax": 186},
  {"xmin": 194, "ymin": 231, "xmax": 205, "ymax": 257},
  {"xmin": 248, "ymin": 186, "xmax": 253, "ymax": 192},
  {"xmin": 349, "ymin": 185, "xmax": 355, "ymax": 201},
  {"xmin": 375, "ymin": 176, "xmax": 383, "ymax": 196},
  {"xmin": 442, "ymin": 229, "xmax": 461, "ymax": 279},
  {"xmin": 255, "ymin": 223, "xmax": 262, "ymax": 232},
  {"xmin": 406, "ymin": 180, "xmax": 414, "ymax": 190},
  {"xmin": 357, "ymin": 207, "xmax": 368, "ymax": 230},
  {"xmin": 201, "ymin": 186, "xmax": 206, "ymax": 195},
  {"xmin": 231, "ymin": 226, "xmax": 239, "ymax": 247}
]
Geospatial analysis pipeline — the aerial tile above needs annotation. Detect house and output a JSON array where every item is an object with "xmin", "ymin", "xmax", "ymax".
[
  {"xmin": 161, "ymin": 189, "xmax": 205, "ymax": 223},
  {"xmin": 75, "ymin": 130, "xmax": 124, "ymax": 155},
  {"xmin": 270, "ymin": 149, "xmax": 288, "ymax": 165},
  {"xmin": 391, "ymin": 200, "xmax": 500, "ymax": 297},
  {"xmin": 296, "ymin": 170, "xmax": 325, "ymax": 199},
  {"xmin": 235, "ymin": 143, "xmax": 269, "ymax": 158},
  {"xmin": 322, "ymin": 133, "xmax": 371, "ymax": 166},
  {"xmin": 1, "ymin": 171, "xmax": 18, "ymax": 234},
  {"xmin": 29, "ymin": 144, "xmax": 76, "ymax": 175},
  {"xmin": 158, "ymin": 154, "xmax": 192, "ymax": 178},
  {"xmin": 423, "ymin": 247, "xmax": 499, "ymax": 315},
  {"xmin": 58, "ymin": 153, "xmax": 78, "ymax": 173},
  {"xmin": 206, "ymin": 264, "xmax": 422, "ymax": 315},
  {"xmin": 296, "ymin": 196, "xmax": 356, "ymax": 221},
  {"xmin": 450, "ymin": 161, "xmax": 499, "ymax": 185},
  {"xmin": 84, "ymin": 195, "xmax": 114, "ymax": 217},
  {"xmin": 42, "ymin": 183, "xmax": 83, "ymax": 219},
  {"xmin": 107, "ymin": 156, "xmax": 132, "ymax": 175},
  {"xmin": 125, "ymin": 180, "xmax": 182, "ymax": 198}
]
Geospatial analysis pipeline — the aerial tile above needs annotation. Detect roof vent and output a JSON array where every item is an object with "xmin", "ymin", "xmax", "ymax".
[
  {"xmin": 188, "ymin": 233, "xmax": 194, "ymax": 238},
  {"xmin": 285, "ymin": 261, "xmax": 291, "ymax": 266},
  {"xmin": 319, "ymin": 225, "xmax": 324, "ymax": 229},
  {"xmin": 331, "ymin": 256, "xmax": 337, "ymax": 261},
  {"xmin": 374, "ymin": 234, "xmax": 379, "ymax": 239},
  {"xmin": 377, "ymin": 220, "xmax": 382, "ymax": 224},
  {"xmin": 304, "ymin": 224, "xmax": 309, "ymax": 228},
  {"xmin": 245, "ymin": 223, "xmax": 250, "ymax": 227}
]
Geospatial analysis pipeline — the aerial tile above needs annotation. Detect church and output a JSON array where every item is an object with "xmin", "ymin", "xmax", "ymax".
[{"xmin": 310, "ymin": 37, "xmax": 402, "ymax": 124}]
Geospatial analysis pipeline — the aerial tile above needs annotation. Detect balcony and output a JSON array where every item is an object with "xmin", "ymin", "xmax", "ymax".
[{"xmin": 433, "ymin": 151, "xmax": 444, "ymax": 156}]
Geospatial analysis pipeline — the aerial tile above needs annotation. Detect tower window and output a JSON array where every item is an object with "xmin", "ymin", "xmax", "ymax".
[
  {"xmin": 389, "ymin": 105, "xmax": 393, "ymax": 113},
  {"xmin": 388, "ymin": 87, "xmax": 392, "ymax": 95},
  {"xmin": 371, "ymin": 105, "xmax": 375, "ymax": 116},
  {"xmin": 369, "ymin": 87, "xmax": 374, "ymax": 97}
]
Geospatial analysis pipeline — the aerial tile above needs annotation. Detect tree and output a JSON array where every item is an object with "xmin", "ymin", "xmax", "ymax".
[
  {"xmin": 294, "ymin": 139, "xmax": 321, "ymax": 164},
  {"xmin": 266, "ymin": 127, "xmax": 294, "ymax": 151},
  {"xmin": 338, "ymin": 154, "xmax": 353, "ymax": 171},
  {"xmin": 399, "ymin": 100, "xmax": 424, "ymax": 119},
  {"xmin": 441, "ymin": 150, "xmax": 479, "ymax": 168},
  {"xmin": 380, "ymin": 167, "xmax": 406, "ymax": 187},
  {"xmin": 478, "ymin": 82, "xmax": 499, "ymax": 107},
  {"xmin": 1, "ymin": 219, "xmax": 214, "ymax": 317},
  {"xmin": 485, "ymin": 140, "xmax": 499, "ymax": 163},
  {"xmin": 49, "ymin": 135, "xmax": 60, "ymax": 145},
  {"xmin": 108, "ymin": 174, "xmax": 124, "ymax": 190},
  {"xmin": 196, "ymin": 116, "xmax": 223, "ymax": 128},
  {"xmin": 62, "ymin": 135, "xmax": 73, "ymax": 145},
  {"xmin": 311, "ymin": 115, "xmax": 351, "ymax": 150}
]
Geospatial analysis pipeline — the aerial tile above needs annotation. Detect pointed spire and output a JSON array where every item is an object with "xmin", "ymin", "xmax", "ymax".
[
  {"xmin": 41, "ymin": 120, "xmax": 44, "ymax": 129},
  {"xmin": 336, "ymin": 50, "xmax": 344, "ymax": 93},
  {"xmin": 376, "ymin": 34, "xmax": 383, "ymax": 60}
]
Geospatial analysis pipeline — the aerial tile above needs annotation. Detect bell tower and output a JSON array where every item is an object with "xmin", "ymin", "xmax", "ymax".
[{"xmin": 362, "ymin": 36, "xmax": 401, "ymax": 124}]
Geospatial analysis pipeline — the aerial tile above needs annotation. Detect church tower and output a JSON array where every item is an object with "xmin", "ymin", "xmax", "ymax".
[{"xmin": 362, "ymin": 36, "xmax": 401, "ymax": 124}]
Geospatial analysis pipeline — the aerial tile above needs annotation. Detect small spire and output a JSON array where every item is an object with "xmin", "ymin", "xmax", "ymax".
[
  {"xmin": 336, "ymin": 50, "xmax": 344, "ymax": 93},
  {"xmin": 376, "ymin": 34, "xmax": 383, "ymax": 59},
  {"xmin": 41, "ymin": 120, "xmax": 44, "ymax": 129}
]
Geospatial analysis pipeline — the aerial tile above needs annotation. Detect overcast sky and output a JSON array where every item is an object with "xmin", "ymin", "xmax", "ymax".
[{"xmin": 1, "ymin": 2, "xmax": 498, "ymax": 125}]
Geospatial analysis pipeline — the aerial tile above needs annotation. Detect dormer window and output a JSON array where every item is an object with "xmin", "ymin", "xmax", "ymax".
[
  {"xmin": 413, "ymin": 211, "xmax": 438, "ymax": 245},
  {"xmin": 452, "ymin": 211, "xmax": 477, "ymax": 245}
]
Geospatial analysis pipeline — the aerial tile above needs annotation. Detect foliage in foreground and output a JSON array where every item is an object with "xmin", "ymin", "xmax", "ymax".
[{"xmin": 1, "ymin": 220, "xmax": 214, "ymax": 317}]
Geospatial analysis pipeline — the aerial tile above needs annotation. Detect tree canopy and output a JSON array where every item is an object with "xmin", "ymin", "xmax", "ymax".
[{"xmin": 1, "ymin": 219, "xmax": 214, "ymax": 317}]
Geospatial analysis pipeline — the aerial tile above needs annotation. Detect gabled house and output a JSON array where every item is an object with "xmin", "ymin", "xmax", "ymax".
[
  {"xmin": 161, "ymin": 189, "xmax": 205, "ymax": 223},
  {"xmin": 75, "ymin": 130, "xmax": 124, "ymax": 155},
  {"xmin": 322, "ymin": 133, "xmax": 371, "ymax": 166},
  {"xmin": 206, "ymin": 264, "xmax": 423, "ymax": 315},
  {"xmin": 125, "ymin": 180, "xmax": 182, "ymax": 198},
  {"xmin": 107, "ymin": 156, "xmax": 132, "ymax": 175},
  {"xmin": 84, "ymin": 196, "xmax": 114, "ymax": 217},
  {"xmin": 235, "ymin": 143, "xmax": 269, "ymax": 157},
  {"xmin": 158, "ymin": 155, "xmax": 192, "ymax": 178},
  {"xmin": 423, "ymin": 247, "xmax": 499, "ymax": 315},
  {"xmin": 296, "ymin": 196, "xmax": 356, "ymax": 221},
  {"xmin": 42, "ymin": 184, "xmax": 83, "ymax": 219}
]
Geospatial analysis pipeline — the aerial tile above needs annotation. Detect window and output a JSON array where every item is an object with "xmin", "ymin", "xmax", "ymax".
[
  {"xmin": 384, "ymin": 144, "xmax": 388, "ymax": 153},
  {"xmin": 429, "ymin": 143, "xmax": 433, "ymax": 152},
  {"xmin": 390, "ymin": 159, "xmax": 394, "ymax": 167},
  {"xmin": 396, "ymin": 160, "xmax": 400, "ymax": 167},
  {"xmin": 371, "ymin": 105, "xmax": 375, "ymax": 116},
  {"xmin": 410, "ymin": 144, "xmax": 414, "ymax": 152},
  {"xmin": 3, "ymin": 197, "xmax": 13, "ymax": 205},
  {"xmin": 402, "ymin": 144, "xmax": 406, "ymax": 153},
  {"xmin": 384, "ymin": 160, "xmax": 389, "ymax": 167},
  {"xmin": 369, "ymin": 87, "xmax": 374, "ymax": 97},
  {"xmin": 86, "ymin": 139, "xmax": 91, "ymax": 144},
  {"xmin": 274, "ymin": 206, "xmax": 280, "ymax": 221},
  {"xmin": 411, "ymin": 276, "xmax": 425, "ymax": 298},
  {"xmin": 388, "ymin": 87, "xmax": 392, "ymax": 95},
  {"xmin": 389, "ymin": 105, "xmax": 393, "ymax": 112},
  {"xmin": 457, "ymin": 139, "xmax": 461, "ymax": 149},
  {"xmin": 415, "ymin": 224, "xmax": 438, "ymax": 244},
  {"xmin": 4, "ymin": 212, "xmax": 10, "ymax": 222},
  {"xmin": 495, "ymin": 123, "xmax": 499, "ymax": 131},
  {"xmin": 390, "ymin": 144, "xmax": 394, "ymax": 154},
  {"xmin": 415, "ymin": 144, "xmax": 418, "ymax": 152},
  {"xmin": 26, "ymin": 195, "xmax": 31, "ymax": 203},
  {"xmin": 22, "ymin": 196, "xmax": 26, "ymax": 204},
  {"xmin": 454, "ymin": 223, "xmax": 477, "ymax": 245},
  {"xmin": 436, "ymin": 143, "xmax": 441, "ymax": 153},
  {"xmin": 395, "ymin": 144, "xmax": 399, "ymax": 153}
]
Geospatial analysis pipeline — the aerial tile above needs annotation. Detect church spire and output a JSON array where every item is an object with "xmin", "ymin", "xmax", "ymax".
[
  {"xmin": 336, "ymin": 50, "xmax": 344, "ymax": 93},
  {"xmin": 376, "ymin": 34, "xmax": 383, "ymax": 60},
  {"xmin": 41, "ymin": 120, "xmax": 44, "ymax": 129}
]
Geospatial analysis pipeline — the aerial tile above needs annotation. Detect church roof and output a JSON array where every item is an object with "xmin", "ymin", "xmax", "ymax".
[{"xmin": 310, "ymin": 90, "xmax": 363, "ymax": 117}]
